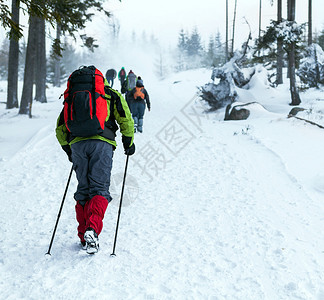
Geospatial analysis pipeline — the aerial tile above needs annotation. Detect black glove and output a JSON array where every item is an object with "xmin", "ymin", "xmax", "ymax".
[
  {"xmin": 122, "ymin": 136, "xmax": 135, "ymax": 156},
  {"xmin": 62, "ymin": 145, "xmax": 72, "ymax": 162},
  {"xmin": 125, "ymin": 143, "xmax": 135, "ymax": 156}
]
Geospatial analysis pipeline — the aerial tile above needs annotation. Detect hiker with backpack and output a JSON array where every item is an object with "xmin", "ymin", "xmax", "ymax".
[
  {"xmin": 55, "ymin": 66, "xmax": 135, "ymax": 254},
  {"xmin": 123, "ymin": 70, "xmax": 137, "ymax": 107},
  {"xmin": 105, "ymin": 68, "xmax": 117, "ymax": 88},
  {"xmin": 118, "ymin": 67, "xmax": 126, "ymax": 89},
  {"xmin": 126, "ymin": 70, "xmax": 137, "ymax": 91},
  {"xmin": 128, "ymin": 76, "xmax": 151, "ymax": 133}
]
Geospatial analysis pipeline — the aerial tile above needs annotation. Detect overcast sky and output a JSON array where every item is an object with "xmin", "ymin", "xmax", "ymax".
[
  {"xmin": 0, "ymin": 0, "xmax": 323, "ymax": 52},
  {"xmin": 106, "ymin": 0, "xmax": 324, "ymax": 48}
]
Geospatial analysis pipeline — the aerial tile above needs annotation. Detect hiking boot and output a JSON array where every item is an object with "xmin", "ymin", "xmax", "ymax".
[
  {"xmin": 81, "ymin": 241, "xmax": 87, "ymax": 250},
  {"xmin": 84, "ymin": 227, "xmax": 99, "ymax": 254}
]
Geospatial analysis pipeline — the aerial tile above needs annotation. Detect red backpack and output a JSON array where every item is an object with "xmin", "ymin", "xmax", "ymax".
[{"xmin": 63, "ymin": 66, "xmax": 108, "ymax": 137}]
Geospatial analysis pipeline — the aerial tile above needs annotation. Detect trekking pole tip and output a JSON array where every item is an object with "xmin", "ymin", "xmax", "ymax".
[{"xmin": 110, "ymin": 253, "xmax": 116, "ymax": 257}]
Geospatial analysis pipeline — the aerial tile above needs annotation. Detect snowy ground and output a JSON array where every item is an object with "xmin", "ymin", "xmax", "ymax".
[{"xmin": 0, "ymin": 68, "xmax": 324, "ymax": 299}]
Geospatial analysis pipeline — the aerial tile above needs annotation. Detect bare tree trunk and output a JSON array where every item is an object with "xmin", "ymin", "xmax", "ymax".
[
  {"xmin": 288, "ymin": 43, "xmax": 301, "ymax": 105},
  {"xmin": 231, "ymin": 0, "xmax": 237, "ymax": 55},
  {"xmin": 6, "ymin": 0, "xmax": 20, "ymax": 109},
  {"xmin": 287, "ymin": 0, "xmax": 291, "ymax": 78},
  {"xmin": 276, "ymin": 0, "xmax": 283, "ymax": 84},
  {"xmin": 286, "ymin": 0, "xmax": 291, "ymax": 79},
  {"xmin": 35, "ymin": 17, "xmax": 47, "ymax": 103},
  {"xmin": 314, "ymin": 46, "xmax": 320, "ymax": 87},
  {"xmin": 258, "ymin": 0, "xmax": 262, "ymax": 57},
  {"xmin": 225, "ymin": 0, "xmax": 229, "ymax": 62},
  {"xmin": 258, "ymin": 0, "xmax": 262, "ymax": 41},
  {"xmin": 287, "ymin": 0, "xmax": 291, "ymax": 19},
  {"xmin": 19, "ymin": 15, "xmax": 37, "ymax": 115},
  {"xmin": 287, "ymin": 0, "xmax": 301, "ymax": 106},
  {"xmin": 308, "ymin": 0, "xmax": 312, "ymax": 45},
  {"xmin": 53, "ymin": 23, "xmax": 61, "ymax": 87}
]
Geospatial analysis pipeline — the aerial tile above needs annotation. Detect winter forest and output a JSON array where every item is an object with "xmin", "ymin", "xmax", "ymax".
[
  {"xmin": 1, "ymin": 0, "xmax": 324, "ymax": 299},
  {"xmin": 1, "ymin": 0, "xmax": 324, "ymax": 113}
]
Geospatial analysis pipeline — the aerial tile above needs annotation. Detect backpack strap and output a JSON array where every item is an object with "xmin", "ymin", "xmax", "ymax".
[
  {"xmin": 92, "ymin": 72, "xmax": 96, "ymax": 116},
  {"xmin": 100, "ymin": 87, "xmax": 118, "ymax": 142}
]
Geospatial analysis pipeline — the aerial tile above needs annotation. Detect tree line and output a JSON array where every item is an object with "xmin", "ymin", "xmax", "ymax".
[
  {"xmin": 0, "ymin": 0, "xmax": 321, "ymax": 112},
  {"xmin": 175, "ymin": 0, "xmax": 321, "ymax": 106}
]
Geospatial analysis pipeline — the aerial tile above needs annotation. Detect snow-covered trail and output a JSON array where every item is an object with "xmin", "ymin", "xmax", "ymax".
[{"xmin": 0, "ymin": 70, "xmax": 324, "ymax": 299}]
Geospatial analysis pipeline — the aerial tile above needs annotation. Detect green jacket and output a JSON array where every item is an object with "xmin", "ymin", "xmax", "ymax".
[
  {"xmin": 56, "ymin": 79, "xmax": 134, "ymax": 151},
  {"xmin": 118, "ymin": 67, "xmax": 126, "ymax": 80}
]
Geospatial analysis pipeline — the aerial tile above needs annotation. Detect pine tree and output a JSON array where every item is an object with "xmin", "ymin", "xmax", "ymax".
[
  {"xmin": 47, "ymin": 53, "xmax": 66, "ymax": 86},
  {"xmin": 317, "ymin": 29, "xmax": 324, "ymax": 50},
  {"xmin": 35, "ymin": 16, "xmax": 47, "ymax": 103},
  {"xmin": 60, "ymin": 41, "xmax": 83, "ymax": 74},
  {"xmin": 47, "ymin": 40, "xmax": 80, "ymax": 85},
  {"xmin": 19, "ymin": 39, "xmax": 27, "ymax": 79},
  {"xmin": 0, "ymin": 0, "xmax": 49, "ymax": 40},
  {"xmin": 214, "ymin": 31, "xmax": 225, "ymax": 67},
  {"xmin": 205, "ymin": 36, "xmax": 215, "ymax": 67},
  {"xmin": 0, "ymin": 38, "xmax": 9, "ymax": 80},
  {"xmin": 176, "ymin": 29, "xmax": 188, "ymax": 71},
  {"xmin": 19, "ymin": 15, "xmax": 37, "ymax": 116},
  {"xmin": 276, "ymin": 0, "xmax": 284, "ymax": 84},
  {"xmin": 53, "ymin": 24, "xmax": 62, "ymax": 87},
  {"xmin": 154, "ymin": 51, "xmax": 168, "ymax": 79},
  {"xmin": 177, "ymin": 29, "xmax": 188, "ymax": 53},
  {"xmin": 187, "ymin": 27, "xmax": 203, "ymax": 57},
  {"xmin": 308, "ymin": 0, "xmax": 312, "ymax": 45},
  {"xmin": 287, "ymin": 0, "xmax": 301, "ymax": 106},
  {"xmin": 6, "ymin": 0, "xmax": 19, "ymax": 109},
  {"xmin": 204, "ymin": 32, "xmax": 225, "ymax": 67}
]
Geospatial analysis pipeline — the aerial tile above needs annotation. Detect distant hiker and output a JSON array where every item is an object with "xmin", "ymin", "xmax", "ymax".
[
  {"xmin": 126, "ymin": 70, "xmax": 137, "ymax": 91},
  {"xmin": 128, "ymin": 76, "xmax": 151, "ymax": 133},
  {"xmin": 123, "ymin": 70, "xmax": 137, "ymax": 108},
  {"xmin": 105, "ymin": 68, "xmax": 117, "ymax": 88},
  {"xmin": 122, "ymin": 70, "xmax": 136, "ymax": 95},
  {"xmin": 118, "ymin": 67, "xmax": 126, "ymax": 89},
  {"xmin": 55, "ymin": 65, "xmax": 135, "ymax": 254}
]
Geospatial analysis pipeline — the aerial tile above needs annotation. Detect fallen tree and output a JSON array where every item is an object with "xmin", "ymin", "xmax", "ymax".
[{"xmin": 200, "ymin": 33, "xmax": 255, "ymax": 111}]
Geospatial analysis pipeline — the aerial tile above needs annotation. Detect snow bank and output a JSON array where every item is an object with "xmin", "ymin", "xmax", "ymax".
[{"xmin": 0, "ymin": 66, "xmax": 324, "ymax": 299}]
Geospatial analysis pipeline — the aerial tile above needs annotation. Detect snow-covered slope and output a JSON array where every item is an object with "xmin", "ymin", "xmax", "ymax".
[{"xmin": 0, "ymin": 69, "xmax": 324, "ymax": 299}]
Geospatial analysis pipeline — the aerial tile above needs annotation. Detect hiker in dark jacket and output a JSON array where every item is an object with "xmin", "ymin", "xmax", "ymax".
[
  {"xmin": 105, "ymin": 68, "xmax": 117, "ymax": 88},
  {"xmin": 124, "ymin": 70, "xmax": 137, "ymax": 110},
  {"xmin": 125, "ymin": 70, "xmax": 137, "ymax": 91},
  {"xmin": 128, "ymin": 76, "xmax": 150, "ymax": 133}
]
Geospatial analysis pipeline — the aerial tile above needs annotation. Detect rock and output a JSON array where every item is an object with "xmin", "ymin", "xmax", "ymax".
[
  {"xmin": 288, "ymin": 107, "xmax": 305, "ymax": 117},
  {"xmin": 225, "ymin": 103, "xmax": 250, "ymax": 120}
]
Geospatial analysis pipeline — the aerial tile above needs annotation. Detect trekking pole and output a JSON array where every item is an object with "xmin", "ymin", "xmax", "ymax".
[
  {"xmin": 111, "ymin": 155, "xmax": 130, "ymax": 257},
  {"xmin": 46, "ymin": 166, "xmax": 73, "ymax": 256}
]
